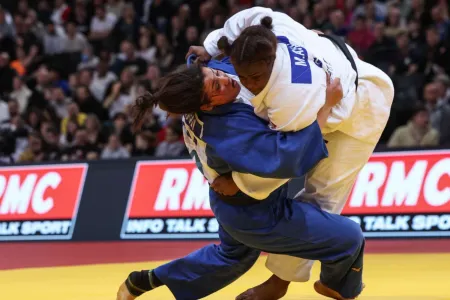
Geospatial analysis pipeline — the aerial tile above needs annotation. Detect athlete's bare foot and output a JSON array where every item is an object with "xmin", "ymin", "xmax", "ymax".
[
  {"xmin": 116, "ymin": 282, "xmax": 137, "ymax": 300},
  {"xmin": 314, "ymin": 281, "xmax": 365, "ymax": 300},
  {"xmin": 236, "ymin": 275, "xmax": 290, "ymax": 300}
]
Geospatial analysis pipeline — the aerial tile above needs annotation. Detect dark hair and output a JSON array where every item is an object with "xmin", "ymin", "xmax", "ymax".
[
  {"xmin": 132, "ymin": 64, "xmax": 206, "ymax": 131},
  {"xmin": 412, "ymin": 104, "xmax": 428, "ymax": 117},
  {"xmin": 217, "ymin": 16, "xmax": 277, "ymax": 65}
]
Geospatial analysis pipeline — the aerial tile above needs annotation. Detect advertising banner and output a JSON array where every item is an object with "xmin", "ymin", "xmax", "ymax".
[
  {"xmin": 0, "ymin": 164, "xmax": 88, "ymax": 241},
  {"xmin": 121, "ymin": 150, "xmax": 450, "ymax": 239},
  {"xmin": 121, "ymin": 160, "xmax": 218, "ymax": 239},
  {"xmin": 344, "ymin": 150, "xmax": 450, "ymax": 237}
]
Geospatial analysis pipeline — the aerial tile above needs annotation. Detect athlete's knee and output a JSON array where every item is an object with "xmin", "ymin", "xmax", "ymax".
[
  {"xmin": 339, "ymin": 218, "xmax": 365, "ymax": 253},
  {"xmin": 238, "ymin": 248, "xmax": 261, "ymax": 272},
  {"xmin": 219, "ymin": 243, "xmax": 261, "ymax": 272}
]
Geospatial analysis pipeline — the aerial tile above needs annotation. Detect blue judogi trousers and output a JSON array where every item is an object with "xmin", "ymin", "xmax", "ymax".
[{"xmin": 154, "ymin": 185, "xmax": 364, "ymax": 299}]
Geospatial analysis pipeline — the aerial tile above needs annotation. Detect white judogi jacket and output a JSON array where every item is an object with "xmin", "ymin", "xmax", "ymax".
[{"xmin": 204, "ymin": 7, "xmax": 394, "ymax": 145}]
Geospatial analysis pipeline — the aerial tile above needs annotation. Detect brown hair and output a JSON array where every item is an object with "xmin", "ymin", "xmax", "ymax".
[{"xmin": 132, "ymin": 64, "xmax": 207, "ymax": 131}]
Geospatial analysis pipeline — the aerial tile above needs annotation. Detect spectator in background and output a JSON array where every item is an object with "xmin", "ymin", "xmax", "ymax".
[
  {"xmin": 112, "ymin": 40, "xmax": 147, "ymax": 76},
  {"xmin": 312, "ymin": 2, "xmax": 329, "ymax": 30},
  {"xmin": 101, "ymin": 133, "xmax": 130, "ymax": 159},
  {"xmin": 0, "ymin": 52, "xmax": 16, "ymax": 95},
  {"xmin": 106, "ymin": 0, "xmax": 126, "ymax": 18},
  {"xmin": 323, "ymin": 9, "xmax": 348, "ymax": 38},
  {"xmin": 0, "ymin": 99, "xmax": 9, "ymax": 123},
  {"xmin": 384, "ymin": 5, "xmax": 406, "ymax": 38},
  {"xmin": 366, "ymin": 22, "xmax": 396, "ymax": 73},
  {"xmin": 60, "ymin": 102, "xmax": 86, "ymax": 135},
  {"xmin": 18, "ymin": 132, "xmax": 45, "ymax": 162},
  {"xmin": 59, "ymin": 118, "xmax": 78, "ymax": 146},
  {"xmin": 407, "ymin": 0, "xmax": 426, "ymax": 24},
  {"xmin": 25, "ymin": 109, "xmax": 43, "ymax": 132},
  {"xmin": 143, "ymin": 64, "xmax": 161, "ymax": 93},
  {"xmin": 9, "ymin": 115, "xmax": 30, "ymax": 162},
  {"xmin": 434, "ymin": 74, "xmax": 450, "ymax": 104},
  {"xmin": 177, "ymin": 4, "xmax": 191, "ymax": 28},
  {"xmin": 104, "ymin": 67, "xmax": 137, "ymax": 119},
  {"xmin": 62, "ymin": 20, "xmax": 89, "ymax": 53},
  {"xmin": 10, "ymin": 76, "xmax": 32, "ymax": 114},
  {"xmin": 77, "ymin": 45, "xmax": 99, "ymax": 70},
  {"xmin": 390, "ymin": 30, "xmax": 422, "ymax": 76},
  {"xmin": 71, "ymin": 0, "xmax": 90, "ymax": 36},
  {"xmin": 85, "ymin": 113, "xmax": 107, "ymax": 147},
  {"xmin": 301, "ymin": 14, "xmax": 314, "ymax": 29},
  {"xmin": 89, "ymin": 4, "xmax": 117, "ymax": 46},
  {"xmin": 178, "ymin": 26, "xmax": 200, "ymax": 61},
  {"xmin": 90, "ymin": 58, "xmax": 117, "ymax": 102},
  {"xmin": 64, "ymin": 126, "xmax": 99, "ymax": 160},
  {"xmin": 40, "ymin": 120, "xmax": 60, "ymax": 160},
  {"xmin": 169, "ymin": 15, "xmax": 184, "ymax": 53},
  {"xmin": 430, "ymin": 5, "xmax": 450, "ymax": 41},
  {"xmin": 138, "ymin": 34, "xmax": 157, "ymax": 64},
  {"xmin": 2, "ymin": 99, "xmax": 20, "ymax": 125},
  {"xmin": 139, "ymin": 105, "xmax": 162, "ymax": 135},
  {"xmin": 0, "ymin": 6, "xmax": 16, "ymax": 39},
  {"xmin": 424, "ymin": 26, "xmax": 450, "ymax": 81},
  {"xmin": 47, "ymin": 86, "xmax": 71, "ymax": 119},
  {"xmin": 28, "ymin": 66, "xmax": 51, "ymax": 111},
  {"xmin": 74, "ymin": 85, "xmax": 107, "ymax": 120},
  {"xmin": 10, "ymin": 45, "xmax": 38, "ymax": 76},
  {"xmin": 16, "ymin": 12, "xmax": 42, "ymax": 57},
  {"xmin": 78, "ymin": 69, "xmax": 93, "ymax": 88},
  {"xmin": 26, "ymin": 9, "xmax": 45, "ymax": 42},
  {"xmin": 17, "ymin": 0, "xmax": 32, "ymax": 19},
  {"xmin": 132, "ymin": 131, "xmax": 156, "ymax": 157},
  {"xmin": 423, "ymin": 82, "xmax": 450, "ymax": 145},
  {"xmin": 110, "ymin": 112, "xmax": 133, "ymax": 152},
  {"xmin": 36, "ymin": 0, "xmax": 53, "ymax": 24},
  {"xmin": 406, "ymin": 18, "xmax": 424, "ymax": 50},
  {"xmin": 51, "ymin": 0, "xmax": 70, "ymax": 26},
  {"xmin": 353, "ymin": 0, "xmax": 387, "ymax": 23},
  {"xmin": 147, "ymin": 0, "xmax": 173, "ymax": 32},
  {"xmin": 388, "ymin": 106, "xmax": 439, "ymax": 148},
  {"xmin": 42, "ymin": 20, "xmax": 65, "ymax": 55},
  {"xmin": 110, "ymin": 4, "xmax": 141, "ymax": 52},
  {"xmin": 348, "ymin": 15, "xmax": 375, "ymax": 55},
  {"xmin": 154, "ymin": 33, "xmax": 174, "ymax": 73},
  {"xmin": 155, "ymin": 121, "xmax": 187, "ymax": 157}
]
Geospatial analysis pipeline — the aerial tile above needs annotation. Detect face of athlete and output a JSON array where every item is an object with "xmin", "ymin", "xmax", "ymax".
[
  {"xmin": 232, "ymin": 59, "xmax": 274, "ymax": 96},
  {"xmin": 200, "ymin": 67, "xmax": 241, "ymax": 111}
]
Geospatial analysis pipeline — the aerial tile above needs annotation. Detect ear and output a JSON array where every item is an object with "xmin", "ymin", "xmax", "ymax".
[{"xmin": 200, "ymin": 103, "xmax": 214, "ymax": 111}]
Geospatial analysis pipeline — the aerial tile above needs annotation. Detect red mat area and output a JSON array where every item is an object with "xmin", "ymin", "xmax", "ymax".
[{"xmin": 1, "ymin": 239, "xmax": 449, "ymax": 270}]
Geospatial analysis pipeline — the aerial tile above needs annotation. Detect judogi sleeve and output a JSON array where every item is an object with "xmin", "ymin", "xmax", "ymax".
[
  {"xmin": 265, "ymin": 81, "xmax": 327, "ymax": 132},
  {"xmin": 202, "ymin": 103, "xmax": 328, "ymax": 179}
]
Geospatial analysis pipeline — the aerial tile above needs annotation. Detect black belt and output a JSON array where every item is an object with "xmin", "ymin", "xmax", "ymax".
[{"xmin": 318, "ymin": 33, "xmax": 359, "ymax": 90}]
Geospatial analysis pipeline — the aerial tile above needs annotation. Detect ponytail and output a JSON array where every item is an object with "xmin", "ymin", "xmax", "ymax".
[
  {"xmin": 132, "ymin": 91, "xmax": 158, "ymax": 132},
  {"xmin": 132, "ymin": 64, "xmax": 207, "ymax": 131}
]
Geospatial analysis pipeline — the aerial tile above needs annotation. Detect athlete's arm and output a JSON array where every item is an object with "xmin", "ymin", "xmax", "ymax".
[
  {"xmin": 202, "ymin": 103, "xmax": 328, "ymax": 179},
  {"xmin": 317, "ymin": 75, "xmax": 343, "ymax": 129}
]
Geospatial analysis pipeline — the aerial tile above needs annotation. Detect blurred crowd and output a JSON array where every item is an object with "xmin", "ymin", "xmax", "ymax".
[{"xmin": 0, "ymin": 0, "xmax": 449, "ymax": 164}]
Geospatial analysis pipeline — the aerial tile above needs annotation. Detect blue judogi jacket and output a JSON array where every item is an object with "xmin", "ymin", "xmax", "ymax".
[{"xmin": 182, "ymin": 57, "xmax": 328, "ymax": 229}]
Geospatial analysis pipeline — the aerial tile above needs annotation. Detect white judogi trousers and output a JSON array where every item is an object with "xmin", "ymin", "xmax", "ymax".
[{"xmin": 266, "ymin": 72, "xmax": 395, "ymax": 281}]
